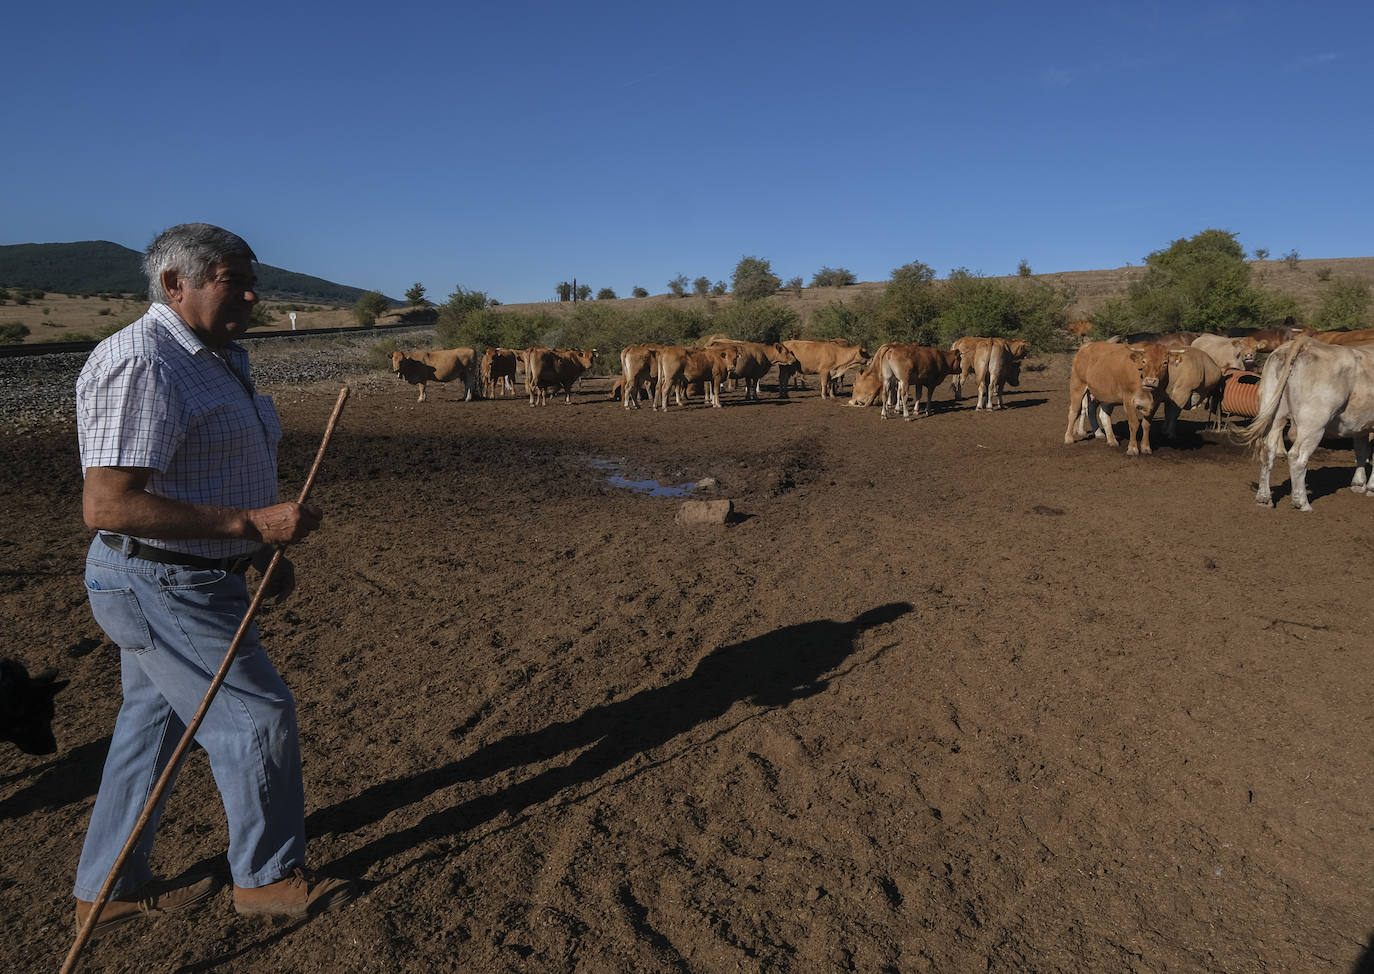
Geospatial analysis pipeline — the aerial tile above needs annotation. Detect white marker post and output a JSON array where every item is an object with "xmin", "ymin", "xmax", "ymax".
[{"xmin": 289, "ymin": 312, "xmax": 297, "ymax": 331}]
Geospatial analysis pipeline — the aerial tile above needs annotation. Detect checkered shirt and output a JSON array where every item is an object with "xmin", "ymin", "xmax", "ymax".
[{"xmin": 76, "ymin": 303, "xmax": 282, "ymax": 560}]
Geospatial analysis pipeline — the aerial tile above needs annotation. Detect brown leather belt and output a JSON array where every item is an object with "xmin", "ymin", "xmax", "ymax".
[{"xmin": 100, "ymin": 533, "xmax": 254, "ymax": 574}]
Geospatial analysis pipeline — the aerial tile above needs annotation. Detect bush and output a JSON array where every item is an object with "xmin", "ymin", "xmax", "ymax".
[
  {"xmin": 810, "ymin": 267, "xmax": 856, "ymax": 288},
  {"xmin": 1316, "ymin": 266, "xmax": 1332, "ymax": 282},
  {"xmin": 1312, "ymin": 277, "xmax": 1372, "ymax": 331},
  {"xmin": 1017, "ymin": 260, "xmax": 1032, "ymax": 278},
  {"xmin": 732, "ymin": 256, "xmax": 781, "ymax": 301},
  {"xmin": 1283, "ymin": 249, "xmax": 1301, "ymax": 269},
  {"xmin": 405, "ymin": 282, "xmax": 427, "ymax": 306},
  {"xmin": 353, "ymin": 290, "xmax": 388, "ymax": 327},
  {"xmin": 667, "ymin": 275, "xmax": 688, "ymax": 298},
  {"xmin": 596, "ymin": 287, "xmax": 617, "ymax": 301},
  {"xmin": 711, "ymin": 281, "xmax": 727, "ymax": 296},
  {"xmin": 632, "ymin": 286, "xmax": 649, "ymax": 298},
  {"xmin": 693, "ymin": 276, "xmax": 711, "ymax": 297},
  {"xmin": 369, "ymin": 338, "xmax": 405, "ymax": 371},
  {"xmin": 806, "ymin": 298, "xmax": 879, "ymax": 349},
  {"xmin": 710, "ymin": 300, "xmax": 798, "ymax": 344},
  {"xmin": 786, "ymin": 277, "xmax": 804, "ymax": 296},
  {"xmin": 0, "ymin": 322, "xmax": 29, "ymax": 343}
]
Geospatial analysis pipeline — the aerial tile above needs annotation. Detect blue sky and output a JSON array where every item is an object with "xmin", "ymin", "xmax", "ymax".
[{"xmin": 3, "ymin": 1, "xmax": 1369, "ymax": 303}]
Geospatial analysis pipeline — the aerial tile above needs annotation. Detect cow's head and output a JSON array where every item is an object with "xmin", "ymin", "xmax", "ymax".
[
  {"xmin": 1008, "ymin": 339, "xmax": 1031, "ymax": 360},
  {"xmin": 1238, "ymin": 337, "xmax": 1259, "ymax": 367},
  {"xmin": 770, "ymin": 342, "xmax": 798, "ymax": 367},
  {"xmin": 1131, "ymin": 342, "xmax": 1170, "ymax": 390},
  {"xmin": 390, "ymin": 350, "xmax": 406, "ymax": 374},
  {"xmin": 0, "ymin": 658, "xmax": 67, "ymax": 755}
]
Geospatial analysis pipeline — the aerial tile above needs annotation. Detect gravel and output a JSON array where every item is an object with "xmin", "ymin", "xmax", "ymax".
[{"xmin": 0, "ymin": 328, "xmax": 433, "ymax": 430}]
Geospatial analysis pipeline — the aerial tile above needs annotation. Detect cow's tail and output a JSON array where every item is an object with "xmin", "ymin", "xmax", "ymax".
[{"xmin": 1232, "ymin": 334, "xmax": 1309, "ymax": 450}]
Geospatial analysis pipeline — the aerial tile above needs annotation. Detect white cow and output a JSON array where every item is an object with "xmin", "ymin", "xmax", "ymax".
[
  {"xmin": 1235, "ymin": 336, "xmax": 1374, "ymax": 511},
  {"xmin": 1190, "ymin": 334, "xmax": 1257, "ymax": 372}
]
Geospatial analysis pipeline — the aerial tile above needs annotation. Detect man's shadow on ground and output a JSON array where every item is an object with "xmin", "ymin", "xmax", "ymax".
[{"xmin": 309, "ymin": 601, "xmax": 913, "ymax": 877}]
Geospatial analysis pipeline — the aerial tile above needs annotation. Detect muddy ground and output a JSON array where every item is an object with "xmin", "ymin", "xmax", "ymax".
[{"xmin": 4, "ymin": 354, "xmax": 1374, "ymax": 973}]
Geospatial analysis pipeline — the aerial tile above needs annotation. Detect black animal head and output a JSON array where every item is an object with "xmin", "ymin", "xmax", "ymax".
[{"xmin": 0, "ymin": 657, "xmax": 68, "ymax": 755}]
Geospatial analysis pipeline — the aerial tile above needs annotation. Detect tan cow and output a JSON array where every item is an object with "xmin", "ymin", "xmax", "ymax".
[
  {"xmin": 847, "ymin": 345, "xmax": 891, "ymax": 407},
  {"xmin": 480, "ymin": 347, "xmax": 519, "ymax": 398},
  {"xmin": 619, "ymin": 343, "xmax": 665, "ymax": 409},
  {"xmin": 971, "ymin": 338, "xmax": 1030, "ymax": 410},
  {"xmin": 1155, "ymin": 346, "xmax": 1224, "ymax": 437},
  {"xmin": 391, "ymin": 347, "xmax": 477, "ymax": 402},
  {"xmin": 949, "ymin": 336, "xmax": 985, "ymax": 400},
  {"xmin": 656, "ymin": 345, "xmax": 740, "ymax": 410},
  {"xmin": 705, "ymin": 337, "xmax": 799, "ymax": 400},
  {"xmin": 878, "ymin": 344, "xmax": 962, "ymax": 420},
  {"xmin": 778, "ymin": 340, "xmax": 869, "ymax": 399},
  {"xmin": 1190, "ymin": 334, "xmax": 1257, "ymax": 371},
  {"xmin": 526, "ymin": 347, "xmax": 595, "ymax": 405},
  {"xmin": 1064, "ymin": 341, "xmax": 1170, "ymax": 455}
]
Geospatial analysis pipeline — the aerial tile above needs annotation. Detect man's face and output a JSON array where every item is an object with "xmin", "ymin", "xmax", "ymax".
[{"xmin": 165, "ymin": 256, "xmax": 258, "ymax": 348}]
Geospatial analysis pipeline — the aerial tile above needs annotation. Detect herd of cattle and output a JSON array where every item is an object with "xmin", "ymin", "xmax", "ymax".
[{"xmin": 390, "ymin": 322, "xmax": 1374, "ymax": 511}]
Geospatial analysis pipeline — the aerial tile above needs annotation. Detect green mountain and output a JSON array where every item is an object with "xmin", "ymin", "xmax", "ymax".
[{"xmin": 0, "ymin": 240, "xmax": 397, "ymax": 305}]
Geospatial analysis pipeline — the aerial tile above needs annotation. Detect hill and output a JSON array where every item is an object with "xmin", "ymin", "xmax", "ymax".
[{"xmin": 0, "ymin": 240, "xmax": 396, "ymax": 306}]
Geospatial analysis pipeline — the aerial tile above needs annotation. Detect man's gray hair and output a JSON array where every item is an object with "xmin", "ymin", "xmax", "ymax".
[{"xmin": 143, "ymin": 223, "xmax": 257, "ymax": 304}]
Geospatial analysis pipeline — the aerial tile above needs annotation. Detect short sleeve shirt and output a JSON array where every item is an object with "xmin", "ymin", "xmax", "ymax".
[{"xmin": 76, "ymin": 303, "xmax": 283, "ymax": 560}]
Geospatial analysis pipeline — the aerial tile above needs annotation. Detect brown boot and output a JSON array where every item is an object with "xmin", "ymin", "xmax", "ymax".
[
  {"xmin": 233, "ymin": 867, "xmax": 356, "ymax": 917},
  {"xmin": 75, "ymin": 874, "xmax": 217, "ymax": 937}
]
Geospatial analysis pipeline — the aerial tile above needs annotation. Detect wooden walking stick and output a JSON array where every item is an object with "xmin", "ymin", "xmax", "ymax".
[{"xmin": 60, "ymin": 386, "xmax": 350, "ymax": 974}]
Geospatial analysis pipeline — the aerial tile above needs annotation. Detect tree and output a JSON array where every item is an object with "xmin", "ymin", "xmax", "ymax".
[
  {"xmin": 1017, "ymin": 260, "xmax": 1032, "ymax": 278},
  {"xmin": 711, "ymin": 281, "xmax": 727, "ymax": 296},
  {"xmin": 632, "ymin": 286, "xmax": 649, "ymax": 298},
  {"xmin": 731, "ymin": 256, "xmax": 780, "ymax": 301},
  {"xmin": 693, "ymin": 276, "xmax": 711, "ymax": 297},
  {"xmin": 1283, "ymin": 249, "xmax": 1301, "ymax": 270},
  {"xmin": 436, "ymin": 285, "xmax": 494, "ymax": 346},
  {"xmin": 353, "ymin": 290, "xmax": 389, "ymax": 327},
  {"xmin": 877, "ymin": 261, "xmax": 941, "ymax": 344},
  {"xmin": 556, "ymin": 281, "xmax": 573, "ymax": 302},
  {"xmin": 668, "ymin": 274, "xmax": 689, "ymax": 298},
  {"xmin": 810, "ymin": 267, "xmax": 856, "ymax": 288},
  {"xmin": 405, "ymin": 282, "xmax": 428, "ymax": 306},
  {"xmin": 1312, "ymin": 277, "xmax": 1372, "ymax": 331},
  {"xmin": 596, "ymin": 287, "xmax": 617, "ymax": 300},
  {"xmin": 575, "ymin": 283, "xmax": 592, "ymax": 302},
  {"xmin": 1252, "ymin": 247, "xmax": 1270, "ymax": 261},
  {"xmin": 1098, "ymin": 229, "xmax": 1270, "ymax": 335}
]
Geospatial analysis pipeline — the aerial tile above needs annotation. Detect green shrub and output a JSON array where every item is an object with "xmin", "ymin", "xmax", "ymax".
[
  {"xmin": 711, "ymin": 281, "xmax": 727, "ymax": 296},
  {"xmin": 631, "ymin": 286, "xmax": 648, "ymax": 298},
  {"xmin": 1283, "ymin": 249, "xmax": 1301, "ymax": 269},
  {"xmin": 353, "ymin": 290, "xmax": 388, "ymax": 326},
  {"xmin": 596, "ymin": 287, "xmax": 617, "ymax": 300},
  {"xmin": 1312, "ymin": 277, "xmax": 1372, "ymax": 331},
  {"xmin": 693, "ymin": 277, "xmax": 711, "ymax": 297},
  {"xmin": 369, "ymin": 338, "xmax": 405, "ymax": 371},
  {"xmin": 1017, "ymin": 259, "xmax": 1032, "ymax": 277},
  {"xmin": 667, "ymin": 274, "xmax": 688, "ymax": 298},
  {"xmin": 810, "ymin": 267, "xmax": 855, "ymax": 288},
  {"xmin": 710, "ymin": 300, "xmax": 798, "ymax": 344},
  {"xmin": 1316, "ymin": 266, "xmax": 1332, "ymax": 282},
  {"xmin": 0, "ymin": 322, "xmax": 28, "ymax": 343}
]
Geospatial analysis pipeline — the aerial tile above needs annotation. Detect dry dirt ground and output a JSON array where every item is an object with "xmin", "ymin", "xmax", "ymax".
[{"xmin": 5, "ymin": 355, "xmax": 1374, "ymax": 973}]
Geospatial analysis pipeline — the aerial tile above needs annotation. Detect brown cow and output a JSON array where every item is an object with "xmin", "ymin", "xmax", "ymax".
[
  {"xmin": 391, "ymin": 348, "xmax": 477, "ymax": 403},
  {"xmin": 704, "ymin": 337, "xmax": 798, "ymax": 400},
  {"xmin": 1310, "ymin": 328, "xmax": 1374, "ymax": 347},
  {"xmin": 878, "ymin": 344, "xmax": 962, "ymax": 420},
  {"xmin": 619, "ymin": 343, "xmax": 665, "ymax": 409},
  {"xmin": 778, "ymin": 340, "xmax": 869, "ymax": 399},
  {"xmin": 972, "ymin": 338, "xmax": 1030, "ymax": 410},
  {"xmin": 526, "ymin": 347, "xmax": 595, "ymax": 405},
  {"xmin": 480, "ymin": 347, "xmax": 519, "ymax": 398},
  {"xmin": 656, "ymin": 346, "xmax": 739, "ymax": 410},
  {"xmin": 1064, "ymin": 341, "xmax": 1170, "ymax": 455},
  {"xmin": 949, "ymin": 336, "xmax": 985, "ymax": 400}
]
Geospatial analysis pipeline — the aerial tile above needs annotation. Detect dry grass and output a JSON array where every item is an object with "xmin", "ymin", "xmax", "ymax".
[{"xmin": 5, "ymin": 257, "xmax": 1371, "ymax": 344}]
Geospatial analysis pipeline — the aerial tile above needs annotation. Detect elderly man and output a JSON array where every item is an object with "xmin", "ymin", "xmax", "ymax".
[{"xmin": 73, "ymin": 223, "xmax": 354, "ymax": 934}]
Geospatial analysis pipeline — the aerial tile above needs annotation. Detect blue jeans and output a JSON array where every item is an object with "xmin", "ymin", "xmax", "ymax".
[{"xmin": 73, "ymin": 536, "xmax": 305, "ymax": 900}]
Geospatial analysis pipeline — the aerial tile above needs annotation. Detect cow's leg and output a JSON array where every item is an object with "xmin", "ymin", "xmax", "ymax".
[
  {"xmin": 1352, "ymin": 434, "xmax": 1373, "ymax": 494},
  {"xmin": 1124, "ymin": 406, "xmax": 1141, "ymax": 456},
  {"xmin": 1255, "ymin": 423, "xmax": 1284, "ymax": 506},
  {"xmin": 1287, "ymin": 426, "xmax": 1323, "ymax": 511},
  {"xmin": 1139, "ymin": 406, "xmax": 1153, "ymax": 455},
  {"xmin": 1164, "ymin": 401, "xmax": 1180, "ymax": 440},
  {"xmin": 1097, "ymin": 404, "xmax": 1118, "ymax": 446},
  {"xmin": 1065, "ymin": 381, "xmax": 1086, "ymax": 443},
  {"xmin": 900, "ymin": 379, "xmax": 914, "ymax": 420},
  {"xmin": 417, "ymin": 384, "xmax": 426, "ymax": 403}
]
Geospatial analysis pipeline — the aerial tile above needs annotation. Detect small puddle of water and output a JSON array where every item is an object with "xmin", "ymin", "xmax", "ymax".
[{"xmin": 584, "ymin": 457, "xmax": 697, "ymax": 498}]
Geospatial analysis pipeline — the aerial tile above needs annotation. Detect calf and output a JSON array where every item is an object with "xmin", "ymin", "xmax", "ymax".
[
  {"xmin": 1, "ymin": 657, "xmax": 67, "ymax": 755},
  {"xmin": 391, "ymin": 348, "xmax": 477, "ymax": 402},
  {"xmin": 879, "ymin": 344, "xmax": 962, "ymax": 420},
  {"xmin": 1064, "ymin": 341, "xmax": 1170, "ymax": 455},
  {"xmin": 972, "ymin": 338, "xmax": 1029, "ymax": 410},
  {"xmin": 480, "ymin": 347, "xmax": 519, "ymax": 398},
  {"xmin": 656, "ymin": 346, "xmax": 739, "ymax": 410}
]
